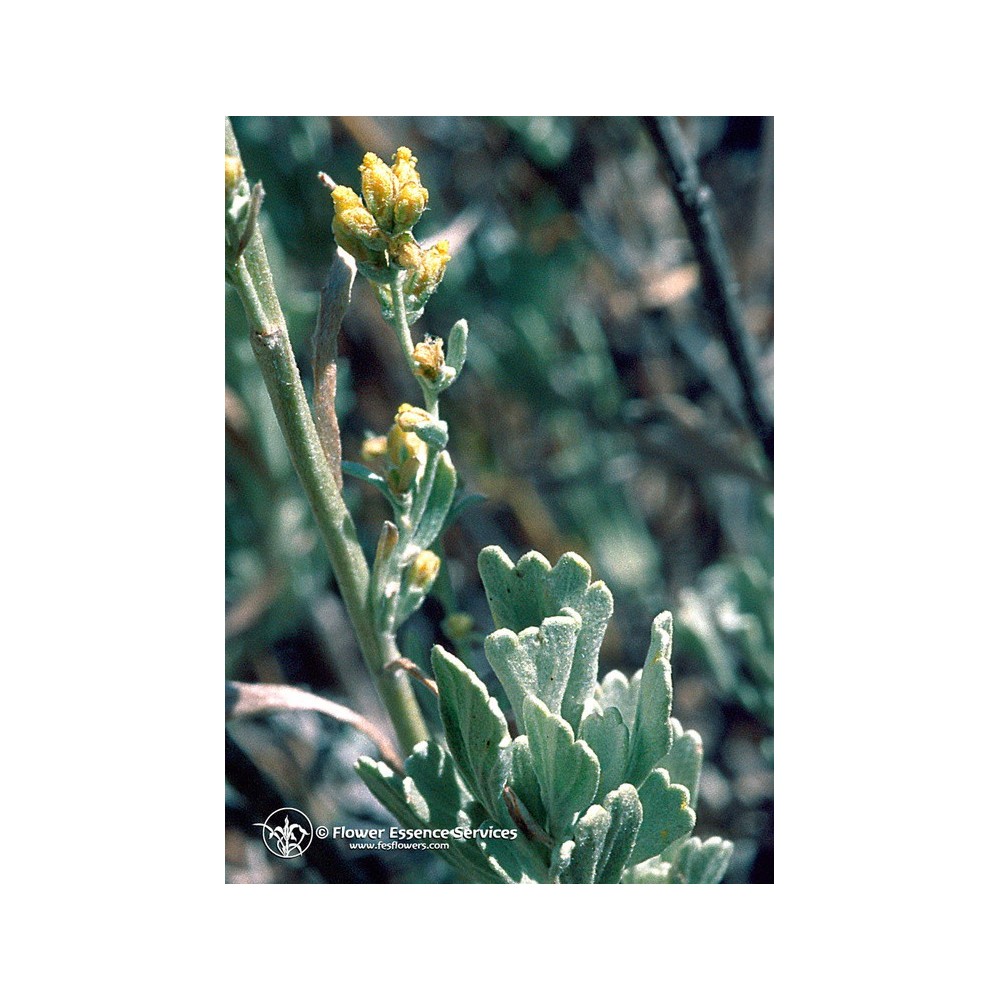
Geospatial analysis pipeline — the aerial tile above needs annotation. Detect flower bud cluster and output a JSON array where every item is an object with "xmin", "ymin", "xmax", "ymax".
[{"xmin": 328, "ymin": 147, "xmax": 449, "ymax": 318}]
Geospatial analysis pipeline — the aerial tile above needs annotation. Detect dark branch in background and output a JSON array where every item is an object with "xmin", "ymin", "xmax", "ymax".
[{"xmin": 640, "ymin": 117, "xmax": 774, "ymax": 464}]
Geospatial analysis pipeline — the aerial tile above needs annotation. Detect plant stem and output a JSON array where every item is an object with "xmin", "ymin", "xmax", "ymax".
[
  {"xmin": 389, "ymin": 271, "xmax": 439, "ymax": 416},
  {"xmin": 225, "ymin": 119, "xmax": 428, "ymax": 753},
  {"xmin": 389, "ymin": 271, "xmax": 416, "ymax": 357},
  {"xmin": 640, "ymin": 116, "xmax": 774, "ymax": 464}
]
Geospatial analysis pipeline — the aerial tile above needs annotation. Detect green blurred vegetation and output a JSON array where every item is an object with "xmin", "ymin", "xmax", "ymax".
[{"xmin": 225, "ymin": 116, "xmax": 773, "ymax": 883}]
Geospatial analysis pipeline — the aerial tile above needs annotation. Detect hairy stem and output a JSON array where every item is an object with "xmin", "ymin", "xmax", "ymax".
[
  {"xmin": 389, "ymin": 271, "xmax": 439, "ymax": 415},
  {"xmin": 226, "ymin": 119, "xmax": 428, "ymax": 752}
]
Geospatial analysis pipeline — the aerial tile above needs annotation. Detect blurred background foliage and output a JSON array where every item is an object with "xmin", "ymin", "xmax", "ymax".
[{"xmin": 225, "ymin": 116, "xmax": 773, "ymax": 884}]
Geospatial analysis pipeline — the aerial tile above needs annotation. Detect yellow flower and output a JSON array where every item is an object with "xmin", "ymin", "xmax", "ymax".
[
  {"xmin": 386, "ymin": 422, "xmax": 423, "ymax": 465},
  {"xmin": 407, "ymin": 550, "xmax": 441, "ymax": 589},
  {"xmin": 325, "ymin": 148, "xmax": 449, "ymax": 309}
]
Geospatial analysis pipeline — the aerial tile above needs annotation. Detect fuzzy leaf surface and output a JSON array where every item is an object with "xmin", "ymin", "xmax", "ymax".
[
  {"xmin": 431, "ymin": 645, "xmax": 512, "ymax": 822},
  {"xmin": 478, "ymin": 547, "xmax": 613, "ymax": 731},
  {"xmin": 631, "ymin": 767, "xmax": 695, "ymax": 865},
  {"xmin": 595, "ymin": 669, "xmax": 641, "ymax": 730},
  {"xmin": 411, "ymin": 451, "xmax": 456, "ymax": 550},
  {"xmin": 565, "ymin": 804, "xmax": 610, "ymax": 884},
  {"xmin": 522, "ymin": 694, "xmax": 600, "ymax": 839},
  {"xmin": 484, "ymin": 611, "xmax": 581, "ymax": 732},
  {"xmin": 667, "ymin": 836, "xmax": 733, "ymax": 884},
  {"xmin": 625, "ymin": 611, "xmax": 675, "ymax": 787},
  {"xmin": 660, "ymin": 719, "xmax": 704, "ymax": 808},
  {"xmin": 580, "ymin": 703, "xmax": 630, "ymax": 801},
  {"xmin": 594, "ymin": 783, "xmax": 642, "ymax": 883}
]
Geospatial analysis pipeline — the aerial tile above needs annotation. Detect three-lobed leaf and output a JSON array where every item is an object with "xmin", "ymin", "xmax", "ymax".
[
  {"xmin": 630, "ymin": 767, "xmax": 696, "ymax": 865},
  {"xmin": 478, "ymin": 547, "xmax": 613, "ymax": 732}
]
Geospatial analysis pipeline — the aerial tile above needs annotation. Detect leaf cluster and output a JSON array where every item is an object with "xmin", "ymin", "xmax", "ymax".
[{"xmin": 359, "ymin": 547, "xmax": 732, "ymax": 883}]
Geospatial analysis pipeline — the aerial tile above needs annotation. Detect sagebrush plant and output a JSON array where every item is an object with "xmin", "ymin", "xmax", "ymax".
[{"xmin": 225, "ymin": 119, "xmax": 732, "ymax": 883}]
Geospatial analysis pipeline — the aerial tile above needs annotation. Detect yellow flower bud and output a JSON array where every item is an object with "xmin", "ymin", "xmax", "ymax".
[
  {"xmin": 386, "ymin": 423, "xmax": 426, "ymax": 468},
  {"xmin": 359, "ymin": 152, "xmax": 397, "ymax": 231},
  {"xmin": 331, "ymin": 185, "xmax": 363, "ymax": 213},
  {"xmin": 360, "ymin": 435, "xmax": 388, "ymax": 464},
  {"xmin": 395, "ymin": 402, "xmax": 434, "ymax": 433},
  {"xmin": 403, "ymin": 241, "xmax": 451, "ymax": 301},
  {"xmin": 408, "ymin": 550, "xmax": 441, "ymax": 589},
  {"xmin": 412, "ymin": 337, "xmax": 445, "ymax": 381},
  {"xmin": 392, "ymin": 146, "xmax": 421, "ymax": 187},
  {"xmin": 393, "ymin": 180, "xmax": 429, "ymax": 231},
  {"xmin": 225, "ymin": 155, "xmax": 244, "ymax": 195},
  {"xmin": 331, "ymin": 186, "xmax": 385, "ymax": 250},
  {"xmin": 330, "ymin": 184, "xmax": 390, "ymax": 273},
  {"xmin": 388, "ymin": 234, "xmax": 422, "ymax": 271},
  {"xmin": 387, "ymin": 455, "xmax": 421, "ymax": 495}
]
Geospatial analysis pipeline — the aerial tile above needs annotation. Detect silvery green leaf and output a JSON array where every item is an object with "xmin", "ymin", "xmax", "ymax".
[
  {"xmin": 431, "ymin": 645, "xmax": 512, "ymax": 822},
  {"xmin": 660, "ymin": 719, "xmax": 704, "ymax": 808},
  {"xmin": 446, "ymin": 318, "xmax": 468, "ymax": 378},
  {"xmin": 509, "ymin": 735, "xmax": 545, "ymax": 828},
  {"xmin": 341, "ymin": 461, "xmax": 399, "ymax": 508},
  {"xmin": 475, "ymin": 825, "xmax": 537, "ymax": 884},
  {"xmin": 580, "ymin": 703, "xmax": 630, "ymax": 801},
  {"xmin": 521, "ymin": 694, "xmax": 600, "ymax": 839},
  {"xmin": 404, "ymin": 740, "xmax": 472, "ymax": 825},
  {"xmin": 550, "ymin": 840, "xmax": 575, "ymax": 882},
  {"xmin": 478, "ymin": 548, "xmax": 551, "ymax": 630},
  {"xmin": 369, "ymin": 520, "xmax": 399, "ymax": 632},
  {"xmin": 631, "ymin": 767, "xmax": 696, "ymax": 865},
  {"xmin": 565, "ymin": 804, "xmax": 610, "ymax": 884},
  {"xmin": 477, "ymin": 547, "xmax": 613, "ymax": 731},
  {"xmin": 666, "ymin": 836, "xmax": 733, "ymax": 884},
  {"xmin": 484, "ymin": 610, "xmax": 581, "ymax": 731},
  {"xmin": 413, "ymin": 416, "xmax": 448, "ymax": 450},
  {"xmin": 625, "ymin": 611, "xmax": 674, "ymax": 788},
  {"xmin": 355, "ymin": 757, "xmax": 422, "ymax": 828},
  {"xmin": 360, "ymin": 747, "xmax": 515, "ymax": 884},
  {"xmin": 620, "ymin": 856, "xmax": 673, "ymax": 883},
  {"xmin": 594, "ymin": 669, "xmax": 641, "ymax": 731},
  {"xmin": 411, "ymin": 451, "xmax": 456, "ymax": 550},
  {"xmin": 560, "ymin": 576, "xmax": 614, "ymax": 733},
  {"xmin": 594, "ymin": 783, "xmax": 642, "ymax": 884}
]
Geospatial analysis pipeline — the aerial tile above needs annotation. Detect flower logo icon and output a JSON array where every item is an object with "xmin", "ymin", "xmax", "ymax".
[{"xmin": 254, "ymin": 808, "xmax": 314, "ymax": 858}]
